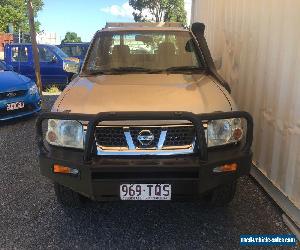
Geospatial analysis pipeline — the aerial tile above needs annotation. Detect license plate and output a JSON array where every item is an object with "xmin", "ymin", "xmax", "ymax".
[
  {"xmin": 120, "ymin": 184, "xmax": 171, "ymax": 200},
  {"xmin": 6, "ymin": 102, "xmax": 25, "ymax": 111}
]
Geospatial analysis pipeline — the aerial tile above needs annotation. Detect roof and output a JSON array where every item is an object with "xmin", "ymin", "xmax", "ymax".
[{"xmin": 102, "ymin": 22, "xmax": 187, "ymax": 32}]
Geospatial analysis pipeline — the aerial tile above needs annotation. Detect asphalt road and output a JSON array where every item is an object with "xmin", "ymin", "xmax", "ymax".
[{"xmin": 0, "ymin": 96, "xmax": 294, "ymax": 249}]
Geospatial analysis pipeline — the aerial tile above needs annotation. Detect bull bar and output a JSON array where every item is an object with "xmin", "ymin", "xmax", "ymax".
[{"xmin": 36, "ymin": 111, "xmax": 253, "ymax": 161}]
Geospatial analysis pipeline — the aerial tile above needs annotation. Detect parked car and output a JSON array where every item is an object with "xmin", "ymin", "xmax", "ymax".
[
  {"xmin": 37, "ymin": 22, "xmax": 253, "ymax": 207},
  {"xmin": 4, "ymin": 44, "xmax": 78, "ymax": 87},
  {"xmin": 0, "ymin": 57, "xmax": 41, "ymax": 121},
  {"xmin": 58, "ymin": 42, "xmax": 89, "ymax": 61}
]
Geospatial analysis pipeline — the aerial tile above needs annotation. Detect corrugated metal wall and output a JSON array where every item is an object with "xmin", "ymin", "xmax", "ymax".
[{"xmin": 191, "ymin": 0, "xmax": 300, "ymax": 211}]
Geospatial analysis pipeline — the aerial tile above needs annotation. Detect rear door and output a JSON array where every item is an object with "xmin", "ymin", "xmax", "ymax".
[{"xmin": 7, "ymin": 45, "xmax": 34, "ymax": 79}]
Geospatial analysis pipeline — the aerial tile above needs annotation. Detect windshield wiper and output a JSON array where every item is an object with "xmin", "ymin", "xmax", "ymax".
[
  {"xmin": 86, "ymin": 67, "xmax": 157, "ymax": 75},
  {"xmin": 165, "ymin": 66, "xmax": 203, "ymax": 72},
  {"xmin": 86, "ymin": 66, "xmax": 201, "ymax": 75},
  {"xmin": 85, "ymin": 67, "xmax": 154, "ymax": 76},
  {"xmin": 109, "ymin": 67, "xmax": 153, "ymax": 73}
]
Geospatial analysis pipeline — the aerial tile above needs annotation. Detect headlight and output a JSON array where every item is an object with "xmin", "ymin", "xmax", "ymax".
[
  {"xmin": 29, "ymin": 84, "xmax": 38, "ymax": 95},
  {"xmin": 46, "ymin": 119, "xmax": 84, "ymax": 149},
  {"xmin": 207, "ymin": 118, "xmax": 244, "ymax": 147}
]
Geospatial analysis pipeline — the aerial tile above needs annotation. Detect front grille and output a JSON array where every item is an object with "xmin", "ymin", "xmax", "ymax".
[
  {"xmin": 164, "ymin": 126, "xmax": 195, "ymax": 147},
  {"xmin": 0, "ymin": 104, "xmax": 35, "ymax": 117},
  {"xmin": 0, "ymin": 90, "xmax": 27, "ymax": 100},
  {"xmin": 95, "ymin": 127, "xmax": 127, "ymax": 147},
  {"xmin": 94, "ymin": 125, "xmax": 196, "ymax": 154}
]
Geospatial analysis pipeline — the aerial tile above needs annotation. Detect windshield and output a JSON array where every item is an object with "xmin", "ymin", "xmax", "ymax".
[{"xmin": 83, "ymin": 30, "xmax": 205, "ymax": 74}]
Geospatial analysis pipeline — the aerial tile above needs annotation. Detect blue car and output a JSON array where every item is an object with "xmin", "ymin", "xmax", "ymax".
[
  {"xmin": 4, "ymin": 44, "xmax": 76, "ymax": 87},
  {"xmin": 0, "ymin": 60, "xmax": 41, "ymax": 121}
]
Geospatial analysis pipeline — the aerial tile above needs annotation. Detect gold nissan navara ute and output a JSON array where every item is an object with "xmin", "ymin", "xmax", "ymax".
[{"xmin": 37, "ymin": 22, "xmax": 253, "ymax": 207}]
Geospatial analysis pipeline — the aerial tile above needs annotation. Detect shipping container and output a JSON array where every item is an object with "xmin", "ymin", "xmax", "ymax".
[{"xmin": 191, "ymin": 0, "xmax": 300, "ymax": 231}]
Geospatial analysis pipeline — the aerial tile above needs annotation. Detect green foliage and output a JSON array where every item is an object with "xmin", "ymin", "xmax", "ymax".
[
  {"xmin": 61, "ymin": 32, "xmax": 82, "ymax": 43},
  {"xmin": 164, "ymin": 0, "xmax": 186, "ymax": 23},
  {"xmin": 129, "ymin": 0, "xmax": 186, "ymax": 24},
  {"xmin": 44, "ymin": 85, "xmax": 60, "ymax": 94},
  {"xmin": 0, "ymin": 0, "xmax": 43, "ymax": 32}
]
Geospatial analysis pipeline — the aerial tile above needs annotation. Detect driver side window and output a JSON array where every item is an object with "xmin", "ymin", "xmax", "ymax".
[{"xmin": 38, "ymin": 47, "xmax": 56, "ymax": 62}]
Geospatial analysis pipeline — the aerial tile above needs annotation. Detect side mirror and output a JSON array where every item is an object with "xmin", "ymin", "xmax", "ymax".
[
  {"xmin": 51, "ymin": 57, "xmax": 57, "ymax": 64},
  {"xmin": 185, "ymin": 39, "xmax": 193, "ymax": 52},
  {"xmin": 63, "ymin": 58, "xmax": 80, "ymax": 74}
]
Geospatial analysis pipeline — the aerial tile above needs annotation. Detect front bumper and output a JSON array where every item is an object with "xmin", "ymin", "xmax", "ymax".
[
  {"xmin": 37, "ymin": 111, "xmax": 253, "ymax": 201},
  {"xmin": 0, "ymin": 92, "xmax": 41, "ymax": 121},
  {"xmin": 40, "ymin": 147, "xmax": 252, "ymax": 201}
]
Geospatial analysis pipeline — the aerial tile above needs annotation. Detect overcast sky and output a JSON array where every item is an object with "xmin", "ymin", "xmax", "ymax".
[{"xmin": 38, "ymin": 0, "xmax": 192, "ymax": 42}]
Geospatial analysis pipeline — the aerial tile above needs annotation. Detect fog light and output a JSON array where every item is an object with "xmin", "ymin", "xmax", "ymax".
[
  {"xmin": 213, "ymin": 163, "xmax": 238, "ymax": 173},
  {"xmin": 53, "ymin": 164, "xmax": 79, "ymax": 175}
]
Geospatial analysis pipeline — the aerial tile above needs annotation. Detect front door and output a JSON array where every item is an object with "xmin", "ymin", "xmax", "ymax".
[{"xmin": 38, "ymin": 46, "xmax": 67, "ymax": 85}]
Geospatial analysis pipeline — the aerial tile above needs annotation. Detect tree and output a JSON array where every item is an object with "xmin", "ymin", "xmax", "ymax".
[
  {"xmin": 61, "ymin": 32, "xmax": 82, "ymax": 43},
  {"xmin": 129, "ymin": 0, "xmax": 186, "ymax": 24},
  {"xmin": 164, "ymin": 0, "xmax": 186, "ymax": 23},
  {"xmin": 0, "ymin": 0, "xmax": 43, "ymax": 32}
]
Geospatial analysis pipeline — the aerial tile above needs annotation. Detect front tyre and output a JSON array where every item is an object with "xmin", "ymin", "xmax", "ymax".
[
  {"xmin": 203, "ymin": 181, "xmax": 237, "ymax": 207},
  {"xmin": 54, "ymin": 182, "xmax": 85, "ymax": 208}
]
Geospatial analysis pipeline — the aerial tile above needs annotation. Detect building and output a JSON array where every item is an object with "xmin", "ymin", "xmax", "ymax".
[
  {"xmin": 0, "ymin": 33, "xmax": 13, "ymax": 59},
  {"xmin": 36, "ymin": 32, "xmax": 58, "ymax": 45}
]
